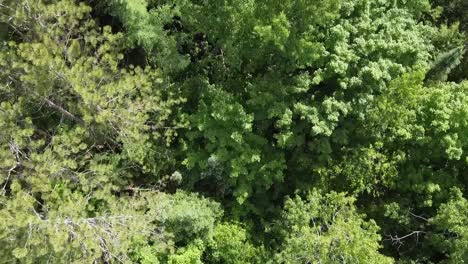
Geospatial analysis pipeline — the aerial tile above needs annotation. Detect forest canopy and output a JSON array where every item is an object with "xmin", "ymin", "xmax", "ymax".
[{"xmin": 0, "ymin": 0, "xmax": 467, "ymax": 263}]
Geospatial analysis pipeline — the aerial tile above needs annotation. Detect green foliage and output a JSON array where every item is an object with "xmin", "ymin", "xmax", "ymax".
[
  {"xmin": 104, "ymin": 0, "xmax": 190, "ymax": 72},
  {"xmin": 206, "ymin": 223, "xmax": 264, "ymax": 264},
  {"xmin": 426, "ymin": 45, "xmax": 465, "ymax": 82},
  {"xmin": 0, "ymin": 1, "xmax": 212, "ymax": 263},
  {"xmin": 1, "ymin": 0, "xmax": 467, "ymax": 263},
  {"xmin": 429, "ymin": 0, "xmax": 468, "ymax": 82},
  {"xmin": 432, "ymin": 0, "xmax": 468, "ymax": 31},
  {"xmin": 275, "ymin": 191, "xmax": 393, "ymax": 263},
  {"xmin": 131, "ymin": 192, "xmax": 222, "ymax": 264},
  {"xmin": 430, "ymin": 188, "xmax": 468, "ymax": 263},
  {"xmin": 357, "ymin": 72, "xmax": 468, "ymax": 261},
  {"xmin": 1, "ymin": 0, "xmax": 187, "ymax": 180},
  {"xmin": 175, "ymin": 0, "xmax": 440, "ymax": 217},
  {"xmin": 153, "ymin": 191, "xmax": 222, "ymax": 243},
  {"xmin": 0, "ymin": 186, "xmax": 223, "ymax": 263}
]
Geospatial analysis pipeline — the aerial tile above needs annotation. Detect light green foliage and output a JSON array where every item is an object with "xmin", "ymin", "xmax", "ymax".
[
  {"xmin": 167, "ymin": 243, "xmax": 204, "ymax": 264},
  {"xmin": 152, "ymin": 191, "xmax": 222, "ymax": 242},
  {"xmin": 131, "ymin": 192, "xmax": 222, "ymax": 264},
  {"xmin": 183, "ymin": 82, "xmax": 284, "ymax": 204},
  {"xmin": 0, "ymin": 0, "xmax": 213, "ymax": 263},
  {"xmin": 0, "ymin": 184, "xmax": 149, "ymax": 263},
  {"xmin": 316, "ymin": 144, "xmax": 401, "ymax": 195},
  {"xmin": 0, "ymin": 0, "xmax": 185, "ymax": 179},
  {"xmin": 206, "ymin": 223, "xmax": 264, "ymax": 264},
  {"xmin": 357, "ymin": 72, "xmax": 468, "ymax": 260},
  {"xmin": 367, "ymin": 73, "xmax": 467, "ymax": 199},
  {"xmin": 430, "ymin": 188, "xmax": 468, "ymax": 263},
  {"xmin": 276, "ymin": 191, "xmax": 393, "ymax": 264},
  {"xmin": 322, "ymin": 71, "xmax": 467, "ymax": 199},
  {"xmin": 181, "ymin": 0, "xmax": 435, "ymax": 205},
  {"xmin": 0, "ymin": 186, "xmax": 222, "ymax": 263}
]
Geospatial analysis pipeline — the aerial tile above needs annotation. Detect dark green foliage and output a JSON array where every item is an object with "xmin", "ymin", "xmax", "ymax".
[
  {"xmin": 430, "ymin": 0, "xmax": 468, "ymax": 82},
  {"xmin": 425, "ymin": 45, "xmax": 465, "ymax": 82}
]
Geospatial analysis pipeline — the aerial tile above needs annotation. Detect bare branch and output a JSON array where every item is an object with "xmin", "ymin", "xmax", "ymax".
[
  {"xmin": 408, "ymin": 211, "xmax": 429, "ymax": 222},
  {"xmin": 385, "ymin": 231, "xmax": 426, "ymax": 249},
  {"xmin": 42, "ymin": 97, "xmax": 84, "ymax": 124}
]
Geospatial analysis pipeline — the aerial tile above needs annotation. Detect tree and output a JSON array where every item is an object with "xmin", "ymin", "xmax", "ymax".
[
  {"xmin": 1, "ymin": 0, "xmax": 468, "ymax": 263},
  {"xmin": 0, "ymin": 1, "xmax": 216, "ymax": 263},
  {"xmin": 275, "ymin": 190, "xmax": 393, "ymax": 263},
  {"xmin": 178, "ymin": 0, "xmax": 436, "ymax": 211},
  {"xmin": 205, "ymin": 223, "xmax": 265, "ymax": 264},
  {"xmin": 355, "ymin": 72, "xmax": 467, "ymax": 261},
  {"xmin": 103, "ymin": 0, "xmax": 190, "ymax": 73},
  {"xmin": 430, "ymin": 188, "xmax": 468, "ymax": 263}
]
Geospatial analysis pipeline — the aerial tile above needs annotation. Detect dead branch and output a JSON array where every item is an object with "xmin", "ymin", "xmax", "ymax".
[
  {"xmin": 42, "ymin": 96, "xmax": 84, "ymax": 124},
  {"xmin": 385, "ymin": 231, "xmax": 426, "ymax": 249}
]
